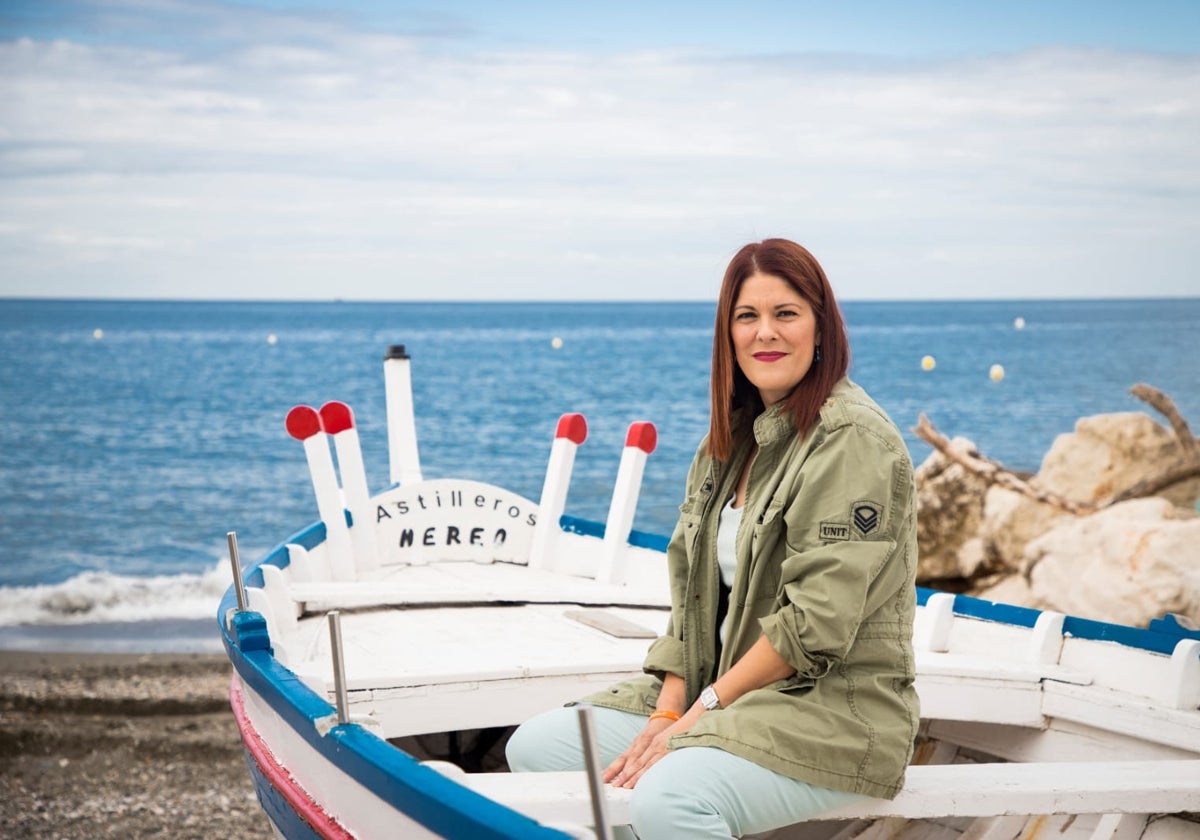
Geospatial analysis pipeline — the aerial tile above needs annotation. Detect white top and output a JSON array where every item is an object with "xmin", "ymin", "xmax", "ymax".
[{"xmin": 717, "ymin": 500, "xmax": 743, "ymax": 643}]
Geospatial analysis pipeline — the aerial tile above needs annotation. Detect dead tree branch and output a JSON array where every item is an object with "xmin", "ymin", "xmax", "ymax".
[
  {"xmin": 913, "ymin": 414, "xmax": 1096, "ymax": 515},
  {"xmin": 1130, "ymin": 383, "xmax": 1198, "ymax": 457},
  {"xmin": 1106, "ymin": 460, "xmax": 1200, "ymax": 505}
]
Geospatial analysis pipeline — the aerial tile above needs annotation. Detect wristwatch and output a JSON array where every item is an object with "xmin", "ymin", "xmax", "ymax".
[{"xmin": 699, "ymin": 684, "xmax": 722, "ymax": 711}]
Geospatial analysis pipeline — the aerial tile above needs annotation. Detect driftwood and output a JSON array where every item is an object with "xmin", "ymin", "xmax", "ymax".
[
  {"xmin": 912, "ymin": 414, "xmax": 1095, "ymax": 515},
  {"xmin": 1130, "ymin": 383, "xmax": 1198, "ymax": 457},
  {"xmin": 913, "ymin": 384, "xmax": 1200, "ymax": 515}
]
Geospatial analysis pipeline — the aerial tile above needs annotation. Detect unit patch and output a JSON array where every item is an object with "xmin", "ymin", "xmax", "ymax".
[
  {"xmin": 819, "ymin": 521, "xmax": 851, "ymax": 542},
  {"xmin": 852, "ymin": 501, "xmax": 883, "ymax": 536}
]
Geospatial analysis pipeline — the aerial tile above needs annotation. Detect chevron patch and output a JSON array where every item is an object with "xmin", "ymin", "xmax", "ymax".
[{"xmin": 852, "ymin": 502, "xmax": 882, "ymax": 536}]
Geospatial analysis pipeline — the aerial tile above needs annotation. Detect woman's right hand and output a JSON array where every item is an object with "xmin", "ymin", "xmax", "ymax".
[{"xmin": 602, "ymin": 714, "xmax": 678, "ymax": 786}]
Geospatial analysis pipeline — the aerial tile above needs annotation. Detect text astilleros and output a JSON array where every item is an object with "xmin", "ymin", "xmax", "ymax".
[{"xmin": 375, "ymin": 488, "xmax": 537, "ymax": 550}]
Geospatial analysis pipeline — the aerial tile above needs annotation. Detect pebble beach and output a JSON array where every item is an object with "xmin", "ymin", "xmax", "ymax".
[{"xmin": 0, "ymin": 651, "xmax": 271, "ymax": 838}]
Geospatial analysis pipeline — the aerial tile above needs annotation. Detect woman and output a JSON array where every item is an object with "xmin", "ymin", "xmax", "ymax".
[{"xmin": 507, "ymin": 238, "xmax": 919, "ymax": 839}]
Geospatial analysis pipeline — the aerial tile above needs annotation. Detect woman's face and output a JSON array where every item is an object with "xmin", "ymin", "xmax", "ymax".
[{"xmin": 731, "ymin": 272, "xmax": 819, "ymax": 407}]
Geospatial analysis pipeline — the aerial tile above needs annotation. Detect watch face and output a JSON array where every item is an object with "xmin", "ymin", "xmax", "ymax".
[{"xmin": 701, "ymin": 686, "xmax": 720, "ymax": 710}]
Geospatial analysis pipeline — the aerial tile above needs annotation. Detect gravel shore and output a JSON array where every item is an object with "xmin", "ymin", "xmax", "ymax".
[{"xmin": 0, "ymin": 650, "xmax": 272, "ymax": 839}]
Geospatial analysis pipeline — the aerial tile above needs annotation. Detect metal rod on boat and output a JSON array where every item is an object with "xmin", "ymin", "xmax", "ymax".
[
  {"xmin": 227, "ymin": 531, "xmax": 248, "ymax": 613},
  {"xmin": 576, "ymin": 704, "xmax": 613, "ymax": 840},
  {"xmin": 328, "ymin": 611, "xmax": 350, "ymax": 726}
]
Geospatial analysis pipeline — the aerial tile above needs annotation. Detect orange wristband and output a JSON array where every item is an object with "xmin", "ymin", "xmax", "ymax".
[{"xmin": 649, "ymin": 710, "xmax": 682, "ymax": 723}]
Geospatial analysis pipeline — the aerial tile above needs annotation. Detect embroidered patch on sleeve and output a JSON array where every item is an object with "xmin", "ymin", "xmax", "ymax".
[
  {"xmin": 851, "ymin": 501, "xmax": 883, "ymax": 536},
  {"xmin": 819, "ymin": 521, "xmax": 850, "ymax": 542}
]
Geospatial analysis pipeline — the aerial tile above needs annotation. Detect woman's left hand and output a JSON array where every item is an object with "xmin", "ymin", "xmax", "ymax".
[{"xmin": 609, "ymin": 705, "xmax": 703, "ymax": 789}]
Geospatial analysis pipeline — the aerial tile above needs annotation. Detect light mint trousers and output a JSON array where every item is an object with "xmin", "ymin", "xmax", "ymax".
[{"xmin": 505, "ymin": 705, "xmax": 866, "ymax": 839}]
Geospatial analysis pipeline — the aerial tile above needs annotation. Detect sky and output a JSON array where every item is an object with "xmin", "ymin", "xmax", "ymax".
[{"xmin": 0, "ymin": 1, "xmax": 1197, "ymax": 301}]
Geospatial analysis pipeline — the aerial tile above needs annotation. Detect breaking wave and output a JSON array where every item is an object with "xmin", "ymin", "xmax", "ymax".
[{"xmin": 0, "ymin": 562, "xmax": 232, "ymax": 626}]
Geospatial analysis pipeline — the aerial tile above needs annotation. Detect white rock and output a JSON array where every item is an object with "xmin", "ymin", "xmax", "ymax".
[
  {"xmin": 1024, "ymin": 497, "xmax": 1200, "ymax": 627},
  {"xmin": 1038, "ymin": 412, "xmax": 1199, "ymax": 506}
]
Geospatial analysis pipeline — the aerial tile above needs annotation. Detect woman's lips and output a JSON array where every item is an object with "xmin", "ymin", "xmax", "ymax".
[{"xmin": 753, "ymin": 352, "xmax": 787, "ymax": 362}]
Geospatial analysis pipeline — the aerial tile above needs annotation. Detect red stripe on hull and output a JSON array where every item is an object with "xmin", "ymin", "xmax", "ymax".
[{"xmin": 229, "ymin": 677, "xmax": 355, "ymax": 839}]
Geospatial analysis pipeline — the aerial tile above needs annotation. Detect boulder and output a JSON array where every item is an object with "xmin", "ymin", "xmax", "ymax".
[
  {"xmin": 978, "ymin": 411, "xmax": 1200, "ymax": 570},
  {"xmin": 1037, "ymin": 412, "xmax": 1200, "ymax": 507},
  {"xmin": 979, "ymin": 486, "xmax": 1067, "ymax": 572},
  {"xmin": 914, "ymin": 439, "xmax": 990, "ymax": 582},
  {"xmin": 1023, "ymin": 497, "xmax": 1200, "ymax": 627}
]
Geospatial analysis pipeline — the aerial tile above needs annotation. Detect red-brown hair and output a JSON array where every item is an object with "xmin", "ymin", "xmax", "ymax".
[{"xmin": 707, "ymin": 238, "xmax": 849, "ymax": 461}]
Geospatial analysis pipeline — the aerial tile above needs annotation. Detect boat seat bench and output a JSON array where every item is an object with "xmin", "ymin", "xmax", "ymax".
[{"xmin": 429, "ymin": 759, "xmax": 1200, "ymax": 829}]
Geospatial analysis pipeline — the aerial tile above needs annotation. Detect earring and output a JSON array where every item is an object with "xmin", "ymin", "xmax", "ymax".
[{"xmin": 814, "ymin": 345, "xmax": 822, "ymax": 363}]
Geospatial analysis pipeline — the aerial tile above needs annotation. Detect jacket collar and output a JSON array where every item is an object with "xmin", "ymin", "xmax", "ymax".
[{"xmin": 752, "ymin": 401, "xmax": 796, "ymax": 447}]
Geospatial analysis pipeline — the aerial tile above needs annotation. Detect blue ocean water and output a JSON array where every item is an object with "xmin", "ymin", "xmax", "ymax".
[{"xmin": 1, "ymin": 298, "xmax": 1197, "ymax": 650}]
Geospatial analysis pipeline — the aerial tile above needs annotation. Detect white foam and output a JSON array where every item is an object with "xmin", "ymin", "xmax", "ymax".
[{"xmin": 0, "ymin": 562, "xmax": 232, "ymax": 626}]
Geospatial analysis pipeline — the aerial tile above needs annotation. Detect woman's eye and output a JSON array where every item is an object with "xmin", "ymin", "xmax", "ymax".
[{"xmin": 735, "ymin": 312, "xmax": 756, "ymax": 322}]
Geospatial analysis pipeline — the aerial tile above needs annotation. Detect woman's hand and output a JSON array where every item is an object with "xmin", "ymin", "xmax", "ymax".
[{"xmin": 603, "ymin": 705, "xmax": 703, "ymax": 789}]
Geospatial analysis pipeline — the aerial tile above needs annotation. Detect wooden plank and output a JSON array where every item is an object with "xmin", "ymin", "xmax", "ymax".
[
  {"xmin": 1042, "ymin": 681, "xmax": 1200, "ymax": 754},
  {"xmin": 564, "ymin": 609, "xmax": 658, "ymax": 639},
  {"xmin": 452, "ymin": 760, "xmax": 1200, "ymax": 828}
]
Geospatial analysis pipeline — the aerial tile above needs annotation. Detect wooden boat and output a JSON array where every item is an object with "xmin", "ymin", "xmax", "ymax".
[{"xmin": 219, "ymin": 345, "xmax": 1200, "ymax": 839}]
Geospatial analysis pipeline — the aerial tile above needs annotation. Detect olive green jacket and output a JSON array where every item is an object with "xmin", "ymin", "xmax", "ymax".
[{"xmin": 586, "ymin": 378, "xmax": 919, "ymax": 799}]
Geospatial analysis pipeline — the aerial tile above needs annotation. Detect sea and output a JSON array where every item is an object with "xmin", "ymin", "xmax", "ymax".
[{"xmin": 1, "ymin": 298, "xmax": 1197, "ymax": 653}]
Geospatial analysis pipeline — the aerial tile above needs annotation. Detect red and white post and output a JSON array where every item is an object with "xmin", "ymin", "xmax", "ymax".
[
  {"xmin": 596, "ymin": 421, "xmax": 657, "ymax": 585},
  {"xmin": 320, "ymin": 401, "xmax": 380, "ymax": 574},
  {"xmin": 528, "ymin": 413, "xmax": 587, "ymax": 571},
  {"xmin": 286, "ymin": 405, "xmax": 356, "ymax": 582}
]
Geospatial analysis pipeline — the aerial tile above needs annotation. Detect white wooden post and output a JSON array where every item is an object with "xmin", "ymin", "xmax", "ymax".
[
  {"xmin": 529, "ymin": 413, "xmax": 587, "ymax": 571},
  {"xmin": 1165, "ymin": 639, "xmax": 1200, "ymax": 710},
  {"xmin": 286, "ymin": 405, "xmax": 356, "ymax": 582},
  {"xmin": 596, "ymin": 422, "xmax": 657, "ymax": 585},
  {"xmin": 1028, "ymin": 611, "xmax": 1065, "ymax": 664},
  {"xmin": 383, "ymin": 344, "xmax": 423, "ymax": 486},
  {"xmin": 914, "ymin": 592, "xmax": 956, "ymax": 652},
  {"xmin": 320, "ymin": 401, "xmax": 380, "ymax": 574}
]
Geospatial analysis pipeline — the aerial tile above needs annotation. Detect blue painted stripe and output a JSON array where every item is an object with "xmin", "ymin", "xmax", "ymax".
[
  {"xmin": 559, "ymin": 513, "xmax": 603, "ymax": 539},
  {"xmin": 915, "ymin": 586, "xmax": 1191, "ymax": 656},
  {"xmin": 558, "ymin": 513, "xmax": 670, "ymax": 552}
]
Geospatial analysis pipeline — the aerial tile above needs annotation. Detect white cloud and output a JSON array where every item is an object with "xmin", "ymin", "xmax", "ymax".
[{"xmin": 0, "ymin": 6, "xmax": 1197, "ymax": 300}]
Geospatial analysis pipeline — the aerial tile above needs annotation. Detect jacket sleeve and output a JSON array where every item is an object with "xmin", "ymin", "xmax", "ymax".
[
  {"xmin": 641, "ymin": 440, "xmax": 708, "ymax": 678},
  {"xmin": 759, "ymin": 417, "xmax": 915, "ymax": 680}
]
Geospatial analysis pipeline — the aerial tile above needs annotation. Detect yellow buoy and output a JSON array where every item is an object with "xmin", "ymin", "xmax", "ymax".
[
  {"xmin": 920, "ymin": 355, "xmax": 936, "ymax": 371},
  {"xmin": 989, "ymin": 364, "xmax": 1005, "ymax": 382},
  {"xmin": 551, "ymin": 337, "xmax": 563, "ymax": 350},
  {"xmin": 1013, "ymin": 317, "xmax": 1026, "ymax": 330},
  {"xmin": 93, "ymin": 328, "xmax": 104, "ymax": 340}
]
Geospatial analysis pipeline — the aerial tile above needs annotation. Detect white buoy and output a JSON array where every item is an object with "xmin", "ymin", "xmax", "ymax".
[
  {"xmin": 989, "ymin": 364, "xmax": 1005, "ymax": 382},
  {"xmin": 93, "ymin": 329, "xmax": 104, "ymax": 340},
  {"xmin": 921, "ymin": 355, "xmax": 936, "ymax": 371},
  {"xmin": 551, "ymin": 336, "xmax": 563, "ymax": 350},
  {"xmin": 1014, "ymin": 317, "xmax": 1026, "ymax": 330},
  {"xmin": 267, "ymin": 333, "xmax": 278, "ymax": 345}
]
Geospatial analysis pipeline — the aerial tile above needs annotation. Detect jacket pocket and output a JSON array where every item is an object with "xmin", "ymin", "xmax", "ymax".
[{"xmin": 742, "ymin": 500, "xmax": 785, "ymax": 603}]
